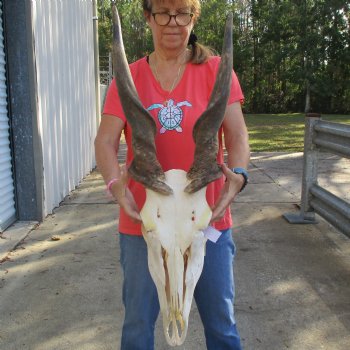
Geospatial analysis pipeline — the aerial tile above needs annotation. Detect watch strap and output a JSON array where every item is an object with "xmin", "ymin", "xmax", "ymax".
[{"xmin": 231, "ymin": 167, "xmax": 248, "ymax": 192}]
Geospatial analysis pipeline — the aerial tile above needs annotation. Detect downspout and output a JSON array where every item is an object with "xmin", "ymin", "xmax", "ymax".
[{"xmin": 92, "ymin": 0, "xmax": 101, "ymax": 130}]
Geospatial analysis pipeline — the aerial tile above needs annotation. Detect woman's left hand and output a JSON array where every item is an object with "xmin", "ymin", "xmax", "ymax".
[{"xmin": 210, "ymin": 164, "xmax": 244, "ymax": 223}]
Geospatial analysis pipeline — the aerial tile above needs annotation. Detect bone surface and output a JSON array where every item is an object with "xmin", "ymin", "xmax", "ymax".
[{"xmin": 140, "ymin": 170, "xmax": 212, "ymax": 346}]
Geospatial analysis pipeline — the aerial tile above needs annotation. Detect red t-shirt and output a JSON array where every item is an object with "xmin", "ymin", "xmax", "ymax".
[{"xmin": 103, "ymin": 56, "xmax": 244, "ymax": 235}]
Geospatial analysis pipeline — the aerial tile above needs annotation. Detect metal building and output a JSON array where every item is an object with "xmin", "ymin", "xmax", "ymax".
[{"xmin": 0, "ymin": 0, "xmax": 99, "ymax": 232}]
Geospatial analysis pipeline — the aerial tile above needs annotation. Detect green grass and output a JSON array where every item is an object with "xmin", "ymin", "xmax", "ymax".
[{"xmin": 245, "ymin": 113, "xmax": 350, "ymax": 152}]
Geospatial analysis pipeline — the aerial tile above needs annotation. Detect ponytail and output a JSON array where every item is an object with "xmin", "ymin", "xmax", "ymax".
[{"xmin": 187, "ymin": 32, "xmax": 214, "ymax": 64}]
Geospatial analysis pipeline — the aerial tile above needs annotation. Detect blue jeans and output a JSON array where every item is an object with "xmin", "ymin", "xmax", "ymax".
[{"xmin": 119, "ymin": 229, "xmax": 242, "ymax": 350}]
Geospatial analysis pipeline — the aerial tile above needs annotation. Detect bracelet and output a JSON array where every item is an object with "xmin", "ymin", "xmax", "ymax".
[{"xmin": 106, "ymin": 178, "xmax": 119, "ymax": 195}]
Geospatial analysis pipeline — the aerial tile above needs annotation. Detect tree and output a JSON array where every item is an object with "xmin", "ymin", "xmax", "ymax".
[{"xmin": 98, "ymin": 0, "xmax": 350, "ymax": 113}]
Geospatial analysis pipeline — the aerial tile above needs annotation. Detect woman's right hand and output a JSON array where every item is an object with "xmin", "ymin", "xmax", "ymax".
[{"xmin": 110, "ymin": 165, "xmax": 142, "ymax": 223}]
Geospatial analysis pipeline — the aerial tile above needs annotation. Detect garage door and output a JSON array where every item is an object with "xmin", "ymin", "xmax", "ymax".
[{"xmin": 0, "ymin": 2, "xmax": 16, "ymax": 232}]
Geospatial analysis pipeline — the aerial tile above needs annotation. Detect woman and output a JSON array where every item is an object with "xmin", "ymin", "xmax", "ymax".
[{"xmin": 95, "ymin": 0, "xmax": 250, "ymax": 349}]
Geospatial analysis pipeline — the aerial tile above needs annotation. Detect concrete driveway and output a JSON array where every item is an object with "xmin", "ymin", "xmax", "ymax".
[{"xmin": 1, "ymin": 152, "xmax": 349, "ymax": 350}]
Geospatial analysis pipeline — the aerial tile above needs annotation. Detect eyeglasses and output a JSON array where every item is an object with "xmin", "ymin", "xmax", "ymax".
[{"xmin": 152, "ymin": 12, "xmax": 193, "ymax": 26}]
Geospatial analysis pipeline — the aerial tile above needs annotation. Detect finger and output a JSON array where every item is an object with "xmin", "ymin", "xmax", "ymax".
[
  {"xmin": 130, "ymin": 211, "xmax": 142, "ymax": 223},
  {"xmin": 130, "ymin": 200, "xmax": 141, "ymax": 214},
  {"xmin": 211, "ymin": 200, "xmax": 228, "ymax": 218},
  {"xmin": 123, "ymin": 189, "xmax": 142, "ymax": 222},
  {"xmin": 125, "ymin": 189, "xmax": 139, "ymax": 210},
  {"xmin": 221, "ymin": 163, "xmax": 236, "ymax": 182},
  {"xmin": 220, "ymin": 163, "xmax": 231, "ymax": 175},
  {"xmin": 210, "ymin": 194, "xmax": 232, "ymax": 223},
  {"xmin": 210, "ymin": 208, "xmax": 225, "ymax": 223},
  {"xmin": 126, "ymin": 209, "xmax": 142, "ymax": 223},
  {"xmin": 212, "ymin": 191, "xmax": 231, "ymax": 213},
  {"xmin": 121, "ymin": 200, "xmax": 142, "ymax": 223}
]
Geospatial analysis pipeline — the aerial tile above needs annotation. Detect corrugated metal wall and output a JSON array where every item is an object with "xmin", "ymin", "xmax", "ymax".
[
  {"xmin": 31, "ymin": 0, "xmax": 97, "ymax": 215},
  {"xmin": 0, "ymin": 1, "xmax": 16, "ymax": 231}
]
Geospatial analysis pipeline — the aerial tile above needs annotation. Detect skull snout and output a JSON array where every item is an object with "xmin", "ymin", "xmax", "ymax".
[
  {"xmin": 164, "ymin": 307, "xmax": 187, "ymax": 346},
  {"xmin": 161, "ymin": 246, "xmax": 191, "ymax": 345}
]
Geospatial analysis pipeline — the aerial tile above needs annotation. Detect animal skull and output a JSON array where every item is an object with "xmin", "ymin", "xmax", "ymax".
[
  {"xmin": 111, "ymin": 4, "xmax": 233, "ymax": 346},
  {"xmin": 140, "ymin": 169, "xmax": 211, "ymax": 345}
]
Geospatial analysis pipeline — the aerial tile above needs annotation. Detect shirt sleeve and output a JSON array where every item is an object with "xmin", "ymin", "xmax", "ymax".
[
  {"xmin": 208, "ymin": 56, "xmax": 244, "ymax": 105},
  {"xmin": 102, "ymin": 78, "xmax": 127, "ymax": 123},
  {"xmin": 229, "ymin": 69, "xmax": 244, "ymax": 105}
]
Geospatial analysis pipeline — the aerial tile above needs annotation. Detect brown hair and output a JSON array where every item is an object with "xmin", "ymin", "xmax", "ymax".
[{"xmin": 142, "ymin": 0, "xmax": 213, "ymax": 64}]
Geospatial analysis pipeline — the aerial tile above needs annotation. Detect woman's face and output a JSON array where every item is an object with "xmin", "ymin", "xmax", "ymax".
[{"xmin": 145, "ymin": 0, "xmax": 195, "ymax": 53}]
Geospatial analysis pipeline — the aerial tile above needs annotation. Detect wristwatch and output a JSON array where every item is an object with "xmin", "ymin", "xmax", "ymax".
[{"xmin": 231, "ymin": 167, "xmax": 249, "ymax": 192}]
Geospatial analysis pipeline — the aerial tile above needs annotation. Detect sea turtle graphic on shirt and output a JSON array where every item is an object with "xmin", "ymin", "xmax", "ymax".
[{"xmin": 147, "ymin": 99, "xmax": 192, "ymax": 134}]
